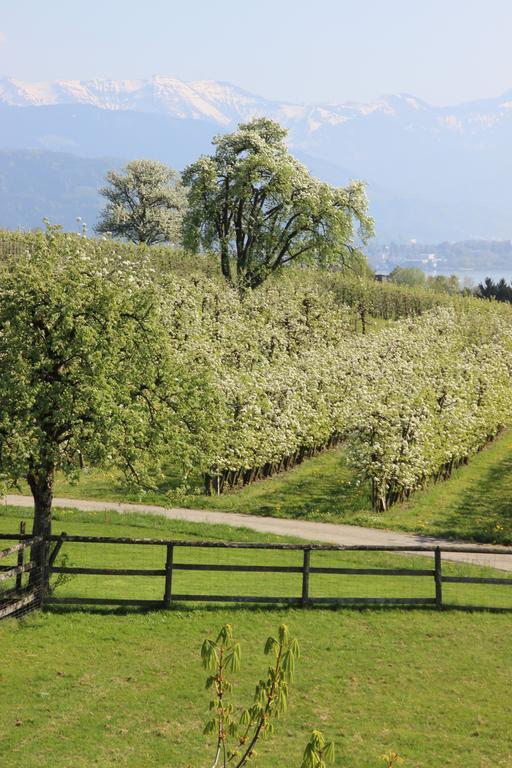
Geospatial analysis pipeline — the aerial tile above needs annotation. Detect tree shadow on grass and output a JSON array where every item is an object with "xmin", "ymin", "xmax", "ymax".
[
  {"xmin": 241, "ymin": 477, "xmax": 370, "ymax": 520},
  {"xmin": 429, "ymin": 452, "xmax": 512, "ymax": 544},
  {"xmin": 204, "ymin": 449, "xmax": 372, "ymax": 521}
]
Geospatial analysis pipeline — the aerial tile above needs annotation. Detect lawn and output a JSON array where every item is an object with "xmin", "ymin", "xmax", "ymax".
[
  {"xmin": 1, "ymin": 510, "xmax": 512, "ymax": 768},
  {"xmin": 29, "ymin": 428, "xmax": 512, "ymax": 545},
  {"xmin": 2, "ymin": 608, "xmax": 511, "ymax": 768}
]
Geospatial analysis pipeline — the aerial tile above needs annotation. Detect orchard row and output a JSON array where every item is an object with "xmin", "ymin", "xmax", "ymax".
[{"xmin": 2, "ymin": 231, "xmax": 508, "ymax": 511}]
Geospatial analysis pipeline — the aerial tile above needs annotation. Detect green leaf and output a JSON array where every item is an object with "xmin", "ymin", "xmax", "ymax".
[
  {"xmin": 203, "ymin": 718, "xmax": 217, "ymax": 736},
  {"xmin": 182, "ymin": 118, "xmax": 373, "ymax": 291},
  {"xmin": 225, "ymin": 642, "xmax": 241, "ymax": 672},
  {"xmin": 278, "ymin": 624, "xmax": 289, "ymax": 645},
  {"xmin": 301, "ymin": 742, "xmax": 321, "ymax": 768},
  {"xmin": 290, "ymin": 638, "xmax": 300, "ymax": 659},
  {"xmin": 276, "ymin": 686, "xmax": 288, "ymax": 715},
  {"xmin": 264, "ymin": 636, "xmax": 278, "ymax": 655},
  {"xmin": 323, "ymin": 741, "xmax": 335, "ymax": 764},
  {"xmin": 281, "ymin": 650, "xmax": 296, "ymax": 681},
  {"xmin": 217, "ymin": 623, "xmax": 234, "ymax": 645},
  {"xmin": 201, "ymin": 639, "xmax": 217, "ymax": 671},
  {"xmin": 239, "ymin": 709, "xmax": 250, "ymax": 727}
]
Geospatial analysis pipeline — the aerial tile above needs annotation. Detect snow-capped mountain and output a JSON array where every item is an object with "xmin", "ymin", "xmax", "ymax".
[
  {"xmin": 2, "ymin": 75, "xmax": 512, "ymax": 243},
  {"xmin": 2, "ymin": 74, "xmax": 512, "ymax": 137},
  {"xmin": 0, "ymin": 76, "xmax": 277, "ymax": 125}
]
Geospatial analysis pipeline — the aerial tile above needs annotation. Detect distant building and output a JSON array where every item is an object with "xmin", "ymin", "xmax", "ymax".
[{"xmin": 374, "ymin": 273, "xmax": 389, "ymax": 282}]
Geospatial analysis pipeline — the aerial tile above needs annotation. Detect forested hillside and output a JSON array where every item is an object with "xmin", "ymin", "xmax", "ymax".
[{"xmin": 0, "ymin": 150, "xmax": 123, "ymax": 231}]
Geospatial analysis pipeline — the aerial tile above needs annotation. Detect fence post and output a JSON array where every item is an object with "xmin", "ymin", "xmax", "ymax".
[
  {"xmin": 39, "ymin": 533, "xmax": 51, "ymax": 609},
  {"xmin": 434, "ymin": 547, "xmax": 443, "ymax": 609},
  {"xmin": 301, "ymin": 548, "xmax": 311, "ymax": 606},
  {"xmin": 48, "ymin": 531, "xmax": 67, "ymax": 570},
  {"xmin": 163, "ymin": 544, "xmax": 174, "ymax": 608},
  {"xmin": 15, "ymin": 521, "xmax": 26, "ymax": 591}
]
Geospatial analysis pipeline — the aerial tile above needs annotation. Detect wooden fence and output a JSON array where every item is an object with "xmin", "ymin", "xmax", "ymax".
[
  {"xmin": 1, "ymin": 530, "xmax": 511, "ymax": 613},
  {"xmin": 0, "ymin": 524, "xmax": 44, "ymax": 620}
]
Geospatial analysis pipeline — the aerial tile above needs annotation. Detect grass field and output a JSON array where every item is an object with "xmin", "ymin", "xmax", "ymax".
[
  {"xmin": 1, "ymin": 503, "xmax": 512, "ymax": 768},
  {"xmin": 3, "ymin": 607, "xmax": 512, "ymax": 768},
  {"xmin": 33, "ymin": 427, "xmax": 512, "ymax": 545},
  {"xmin": 3, "ymin": 431, "xmax": 512, "ymax": 768}
]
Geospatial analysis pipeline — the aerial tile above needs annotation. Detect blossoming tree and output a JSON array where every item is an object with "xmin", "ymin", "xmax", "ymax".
[{"xmin": 182, "ymin": 118, "xmax": 373, "ymax": 292}]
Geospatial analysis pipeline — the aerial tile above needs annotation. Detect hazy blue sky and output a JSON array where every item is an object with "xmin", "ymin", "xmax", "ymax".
[{"xmin": 1, "ymin": 0, "xmax": 510, "ymax": 105}]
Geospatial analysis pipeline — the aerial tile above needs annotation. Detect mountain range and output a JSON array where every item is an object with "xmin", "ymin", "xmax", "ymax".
[{"xmin": 1, "ymin": 75, "xmax": 512, "ymax": 243}]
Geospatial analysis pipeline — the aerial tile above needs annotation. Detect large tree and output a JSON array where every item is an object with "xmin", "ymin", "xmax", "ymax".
[
  {"xmin": 0, "ymin": 228, "xmax": 208, "ymax": 591},
  {"xmin": 96, "ymin": 159, "xmax": 186, "ymax": 245},
  {"xmin": 182, "ymin": 118, "xmax": 373, "ymax": 291}
]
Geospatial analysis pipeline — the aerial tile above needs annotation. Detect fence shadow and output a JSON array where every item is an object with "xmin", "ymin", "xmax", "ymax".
[{"xmin": 41, "ymin": 602, "xmax": 510, "ymax": 617}]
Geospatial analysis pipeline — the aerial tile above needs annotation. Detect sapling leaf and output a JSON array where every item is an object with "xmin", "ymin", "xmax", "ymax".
[
  {"xmin": 217, "ymin": 623, "xmax": 234, "ymax": 645},
  {"xmin": 226, "ymin": 642, "xmax": 241, "ymax": 672},
  {"xmin": 239, "ymin": 709, "xmax": 250, "ymax": 727},
  {"xmin": 264, "ymin": 636, "xmax": 278, "ymax": 655},
  {"xmin": 282, "ymin": 650, "xmax": 296, "ymax": 681},
  {"xmin": 203, "ymin": 718, "xmax": 216, "ymax": 735},
  {"xmin": 276, "ymin": 687, "xmax": 288, "ymax": 715},
  {"xmin": 301, "ymin": 742, "xmax": 320, "ymax": 768},
  {"xmin": 201, "ymin": 639, "xmax": 218, "ymax": 671},
  {"xmin": 323, "ymin": 740, "xmax": 335, "ymax": 763}
]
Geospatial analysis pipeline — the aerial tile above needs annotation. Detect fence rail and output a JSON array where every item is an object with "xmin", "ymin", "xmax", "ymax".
[
  {"xmin": 1, "ymin": 531, "xmax": 512, "ymax": 613},
  {"xmin": 3, "ymin": 532, "xmax": 511, "ymax": 552}
]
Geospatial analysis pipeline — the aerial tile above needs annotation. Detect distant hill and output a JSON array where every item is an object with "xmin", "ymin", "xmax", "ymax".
[
  {"xmin": 1, "ymin": 75, "xmax": 512, "ymax": 241},
  {"xmin": 295, "ymin": 153, "xmax": 512, "ymax": 243},
  {"xmin": 0, "ymin": 150, "xmax": 124, "ymax": 231},
  {"xmin": 0, "ymin": 102, "xmax": 215, "ymax": 165},
  {"xmin": 2, "ymin": 149, "xmax": 511, "ymax": 279},
  {"xmin": 1, "ymin": 145, "xmax": 511, "ymax": 243}
]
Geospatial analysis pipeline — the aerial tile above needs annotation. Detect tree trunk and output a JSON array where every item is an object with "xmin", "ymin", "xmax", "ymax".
[
  {"xmin": 220, "ymin": 241, "xmax": 233, "ymax": 286},
  {"xmin": 203, "ymin": 473, "xmax": 213, "ymax": 496},
  {"xmin": 27, "ymin": 466, "xmax": 55, "ymax": 596},
  {"xmin": 360, "ymin": 305, "xmax": 367, "ymax": 335}
]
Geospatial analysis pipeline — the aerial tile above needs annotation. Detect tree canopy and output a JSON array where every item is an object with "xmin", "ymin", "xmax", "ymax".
[
  {"xmin": 182, "ymin": 118, "xmax": 374, "ymax": 291},
  {"xmin": 477, "ymin": 276, "xmax": 512, "ymax": 303},
  {"xmin": 96, "ymin": 159, "xmax": 186, "ymax": 245},
  {"xmin": 0, "ymin": 228, "xmax": 210, "ymax": 582},
  {"xmin": 426, "ymin": 274, "xmax": 460, "ymax": 294},
  {"xmin": 389, "ymin": 267, "xmax": 461, "ymax": 294},
  {"xmin": 388, "ymin": 266, "xmax": 427, "ymax": 288}
]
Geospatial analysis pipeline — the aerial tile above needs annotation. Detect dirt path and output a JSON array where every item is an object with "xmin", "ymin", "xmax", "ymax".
[{"xmin": 3, "ymin": 494, "xmax": 512, "ymax": 571}]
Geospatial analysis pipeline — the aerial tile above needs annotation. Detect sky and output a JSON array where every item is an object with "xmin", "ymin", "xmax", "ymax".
[{"xmin": 0, "ymin": 0, "xmax": 511, "ymax": 106}]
